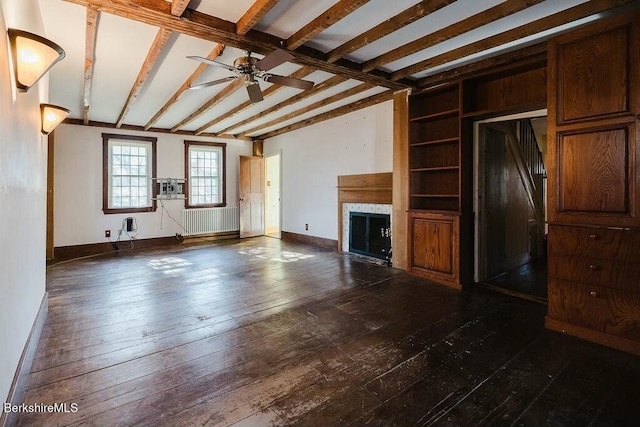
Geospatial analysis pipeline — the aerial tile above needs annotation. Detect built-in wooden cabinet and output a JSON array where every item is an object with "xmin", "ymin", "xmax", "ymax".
[
  {"xmin": 408, "ymin": 83, "xmax": 465, "ymax": 288},
  {"xmin": 545, "ymin": 11, "xmax": 640, "ymax": 355}
]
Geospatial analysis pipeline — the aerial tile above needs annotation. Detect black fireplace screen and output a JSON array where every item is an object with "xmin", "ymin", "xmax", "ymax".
[{"xmin": 349, "ymin": 212, "xmax": 391, "ymax": 260}]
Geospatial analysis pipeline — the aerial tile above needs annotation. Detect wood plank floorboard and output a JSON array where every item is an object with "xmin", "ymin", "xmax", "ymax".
[{"xmin": 13, "ymin": 237, "xmax": 640, "ymax": 426}]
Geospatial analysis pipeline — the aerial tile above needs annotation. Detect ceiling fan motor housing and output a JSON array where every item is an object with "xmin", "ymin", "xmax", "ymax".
[{"xmin": 233, "ymin": 56, "xmax": 259, "ymax": 75}]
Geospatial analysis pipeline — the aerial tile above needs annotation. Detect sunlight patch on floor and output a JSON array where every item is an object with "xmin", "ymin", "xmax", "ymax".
[{"xmin": 238, "ymin": 247, "xmax": 315, "ymax": 263}]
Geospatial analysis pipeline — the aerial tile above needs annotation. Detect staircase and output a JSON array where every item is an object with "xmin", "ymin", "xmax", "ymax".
[{"xmin": 502, "ymin": 119, "xmax": 547, "ymax": 237}]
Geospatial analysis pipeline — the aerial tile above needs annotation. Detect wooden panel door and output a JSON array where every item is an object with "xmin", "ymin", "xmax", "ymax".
[
  {"xmin": 239, "ymin": 155, "xmax": 264, "ymax": 238},
  {"xmin": 548, "ymin": 12, "xmax": 640, "ymax": 227},
  {"xmin": 408, "ymin": 211, "xmax": 460, "ymax": 288}
]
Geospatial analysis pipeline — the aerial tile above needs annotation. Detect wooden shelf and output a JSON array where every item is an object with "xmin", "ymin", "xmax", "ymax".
[
  {"xmin": 410, "ymin": 108, "xmax": 459, "ymax": 122},
  {"xmin": 411, "ymin": 166, "xmax": 459, "ymax": 172},
  {"xmin": 410, "ymin": 137, "xmax": 459, "ymax": 147}
]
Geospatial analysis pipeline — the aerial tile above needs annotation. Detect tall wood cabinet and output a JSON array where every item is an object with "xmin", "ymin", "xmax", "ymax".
[
  {"xmin": 545, "ymin": 12, "xmax": 640, "ymax": 355},
  {"xmin": 408, "ymin": 83, "xmax": 468, "ymax": 288}
]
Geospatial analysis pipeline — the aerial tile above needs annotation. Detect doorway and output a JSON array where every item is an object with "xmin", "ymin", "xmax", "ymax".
[
  {"xmin": 265, "ymin": 153, "xmax": 281, "ymax": 239},
  {"xmin": 474, "ymin": 110, "xmax": 548, "ymax": 302}
]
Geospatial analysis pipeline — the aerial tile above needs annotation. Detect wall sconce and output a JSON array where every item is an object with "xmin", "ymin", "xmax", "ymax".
[
  {"xmin": 7, "ymin": 28, "xmax": 65, "ymax": 92},
  {"xmin": 40, "ymin": 104, "xmax": 69, "ymax": 134}
]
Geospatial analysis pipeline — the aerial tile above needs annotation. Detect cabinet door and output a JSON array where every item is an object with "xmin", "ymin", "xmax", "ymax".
[
  {"xmin": 548, "ymin": 12, "xmax": 640, "ymax": 227},
  {"xmin": 409, "ymin": 212, "xmax": 460, "ymax": 288}
]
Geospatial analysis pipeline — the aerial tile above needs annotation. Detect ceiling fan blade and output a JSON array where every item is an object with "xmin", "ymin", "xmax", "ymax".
[
  {"xmin": 246, "ymin": 81, "xmax": 263, "ymax": 103},
  {"xmin": 264, "ymin": 74, "xmax": 314, "ymax": 90},
  {"xmin": 187, "ymin": 55, "xmax": 236, "ymax": 72},
  {"xmin": 189, "ymin": 76, "xmax": 237, "ymax": 90},
  {"xmin": 255, "ymin": 49, "xmax": 294, "ymax": 71}
]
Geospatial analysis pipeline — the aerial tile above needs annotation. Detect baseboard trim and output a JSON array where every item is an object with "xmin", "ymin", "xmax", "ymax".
[
  {"xmin": 182, "ymin": 231, "xmax": 239, "ymax": 244},
  {"xmin": 51, "ymin": 236, "xmax": 181, "ymax": 264},
  {"xmin": 281, "ymin": 231, "xmax": 338, "ymax": 250},
  {"xmin": 1, "ymin": 292, "xmax": 48, "ymax": 427}
]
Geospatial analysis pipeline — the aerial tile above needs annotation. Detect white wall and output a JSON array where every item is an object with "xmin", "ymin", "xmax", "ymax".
[
  {"xmin": 263, "ymin": 100, "xmax": 393, "ymax": 241},
  {"xmin": 53, "ymin": 124, "xmax": 252, "ymax": 246},
  {"xmin": 0, "ymin": 0, "xmax": 48, "ymax": 405}
]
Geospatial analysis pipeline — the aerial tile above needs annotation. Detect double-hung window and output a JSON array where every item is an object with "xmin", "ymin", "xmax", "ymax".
[
  {"xmin": 185, "ymin": 141, "xmax": 226, "ymax": 208},
  {"xmin": 103, "ymin": 133, "xmax": 157, "ymax": 214}
]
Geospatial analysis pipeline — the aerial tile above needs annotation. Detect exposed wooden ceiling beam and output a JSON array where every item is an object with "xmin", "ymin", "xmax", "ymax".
[
  {"xmin": 83, "ymin": 6, "xmax": 99, "ymax": 125},
  {"xmin": 415, "ymin": 43, "xmax": 546, "ymax": 88},
  {"xmin": 215, "ymin": 75, "xmax": 349, "ymax": 135},
  {"xmin": 144, "ymin": 43, "xmax": 225, "ymax": 130},
  {"xmin": 326, "ymin": 0, "xmax": 455, "ymax": 63},
  {"xmin": 287, "ymin": 0, "xmax": 370, "ymax": 50},
  {"xmin": 171, "ymin": 78, "xmax": 245, "ymax": 132},
  {"xmin": 362, "ymin": 0, "xmax": 544, "ymax": 73},
  {"xmin": 170, "ymin": 0, "xmax": 190, "ymax": 17},
  {"xmin": 64, "ymin": 117, "xmax": 252, "ymax": 141},
  {"xmin": 241, "ymin": 82, "xmax": 374, "ymax": 136},
  {"xmin": 62, "ymin": 0, "xmax": 409, "ymax": 90},
  {"xmin": 258, "ymin": 90, "xmax": 393, "ymax": 140},
  {"xmin": 391, "ymin": 0, "xmax": 636, "ymax": 81},
  {"xmin": 236, "ymin": 0, "xmax": 279, "ymax": 35},
  {"xmin": 116, "ymin": 27, "xmax": 172, "ymax": 128},
  {"xmin": 194, "ymin": 66, "xmax": 315, "ymax": 135}
]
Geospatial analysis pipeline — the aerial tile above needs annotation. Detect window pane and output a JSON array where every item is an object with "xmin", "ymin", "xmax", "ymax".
[
  {"xmin": 188, "ymin": 146, "xmax": 224, "ymax": 206},
  {"xmin": 109, "ymin": 141, "xmax": 153, "ymax": 209}
]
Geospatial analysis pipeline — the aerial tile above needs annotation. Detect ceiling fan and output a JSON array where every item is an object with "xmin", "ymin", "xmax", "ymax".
[{"xmin": 187, "ymin": 49, "xmax": 314, "ymax": 103}]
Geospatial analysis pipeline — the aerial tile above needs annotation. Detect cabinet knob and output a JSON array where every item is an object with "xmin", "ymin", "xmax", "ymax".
[
  {"xmin": 589, "ymin": 264, "xmax": 601, "ymax": 271},
  {"xmin": 588, "ymin": 234, "xmax": 599, "ymax": 240},
  {"xmin": 590, "ymin": 291, "xmax": 598, "ymax": 298}
]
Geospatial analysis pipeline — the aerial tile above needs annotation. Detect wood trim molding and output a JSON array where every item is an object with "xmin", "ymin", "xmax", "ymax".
[
  {"xmin": 0, "ymin": 293, "xmax": 48, "ymax": 427},
  {"xmin": 281, "ymin": 231, "xmax": 338, "ymax": 250},
  {"xmin": 184, "ymin": 141, "xmax": 227, "ymax": 209},
  {"xmin": 102, "ymin": 133, "xmax": 158, "ymax": 214},
  {"xmin": 392, "ymin": 90, "xmax": 409, "ymax": 270},
  {"xmin": 51, "ymin": 236, "xmax": 181, "ymax": 264},
  {"xmin": 337, "ymin": 172, "xmax": 393, "ymax": 252}
]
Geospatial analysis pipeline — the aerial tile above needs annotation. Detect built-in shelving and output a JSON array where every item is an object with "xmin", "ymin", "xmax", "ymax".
[{"xmin": 408, "ymin": 83, "xmax": 461, "ymax": 212}]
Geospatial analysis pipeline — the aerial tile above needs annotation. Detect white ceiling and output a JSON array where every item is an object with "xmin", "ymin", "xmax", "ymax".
[{"xmin": 35, "ymin": 0, "xmax": 625, "ymax": 139}]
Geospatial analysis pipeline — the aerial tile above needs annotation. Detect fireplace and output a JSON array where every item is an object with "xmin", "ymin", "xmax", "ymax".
[{"xmin": 349, "ymin": 212, "xmax": 391, "ymax": 261}]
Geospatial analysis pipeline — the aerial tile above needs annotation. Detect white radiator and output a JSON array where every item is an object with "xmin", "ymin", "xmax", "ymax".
[{"xmin": 181, "ymin": 206, "xmax": 239, "ymax": 236}]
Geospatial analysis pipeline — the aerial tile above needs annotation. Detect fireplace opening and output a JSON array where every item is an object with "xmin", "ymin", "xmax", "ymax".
[{"xmin": 349, "ymin": 212, "xmax": 391, "ymax": 261}]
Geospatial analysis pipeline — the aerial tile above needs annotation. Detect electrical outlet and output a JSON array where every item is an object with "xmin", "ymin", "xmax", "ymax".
[
  {"xmin": 305, "ymin": 223, "xmax": 308, "ymax": 231},
  {"xmin": 105, "ymin": 230, "xmax": 110, "ymax": 238}
]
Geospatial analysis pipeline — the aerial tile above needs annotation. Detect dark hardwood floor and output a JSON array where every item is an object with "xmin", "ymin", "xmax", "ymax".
[
  {"xmin": 14, "ymin": 237, "xmax": 640, "ymax": 426},
  {"xmin": 481, "ymin": 258, "xmax": 548, "ymax": 303}
]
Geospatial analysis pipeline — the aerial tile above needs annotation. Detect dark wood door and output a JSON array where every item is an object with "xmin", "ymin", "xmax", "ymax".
[{"xmin": 239, "ymin": 155, "xmax": 264, "ymax": 238}]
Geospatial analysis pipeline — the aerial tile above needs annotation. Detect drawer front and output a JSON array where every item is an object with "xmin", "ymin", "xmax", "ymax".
[
  {"xmin": 548, "ymin": 279, "xmax": 640, "ymax": 341},
  {"xmin": 548, "ymin": 225, "xmax": 640, "ymax": 262},
  {"xmin": 549, "ymin": 254, "xmax": 640, "ymax": 292}
]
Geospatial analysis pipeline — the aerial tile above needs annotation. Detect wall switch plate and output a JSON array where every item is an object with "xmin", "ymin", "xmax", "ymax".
[{"xmin": 105, "ymin": 230, "xmax": 111, "ymax": 238}]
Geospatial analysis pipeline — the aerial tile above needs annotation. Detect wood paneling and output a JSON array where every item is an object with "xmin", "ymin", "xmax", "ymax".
[
  {"xmin": 557, "ymin": 126, "xmax": 629, "ymax": 214},
  {"xmin": 409, "ymin": 212, "xmax": 460, "ymax": 288},
  {"xmin": 462, "ymin": 61, "xmax": 546, "ymax": 116},
  {"xmin": 558, "ymin": 25, "xmax": 630, "ymax": 124},
  {"xmin": 392, "ymin": 90, "xmax": 409, "ymax": 271}
]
